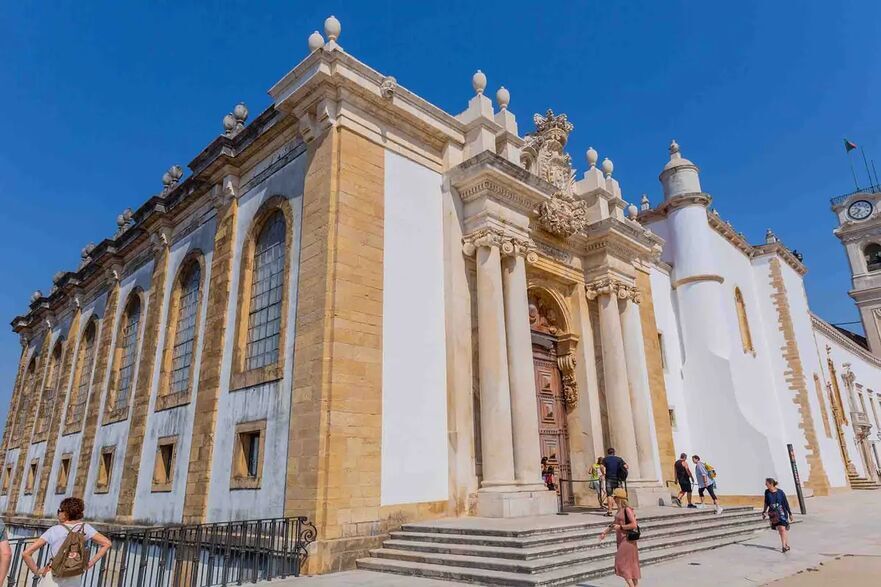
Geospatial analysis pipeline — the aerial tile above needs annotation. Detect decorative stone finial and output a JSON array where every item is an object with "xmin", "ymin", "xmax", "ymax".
[
  {"xmin": 222, "ymin": 113, "xmax": 236, "ymax": 134},
  {"xmin": 496, "ymin": 86, "xmax": 510, "ymax": 110},
  {"xmin": 308, "ymin": 30, "xmax": 325, "ymax": 52},
  {"xmin": 669, "ymin": 139, "xmax": 680, "ymax": 156},
  {"xmin": 640, "ymin": 194, "xmax": 650, "ymax": 211},
  {"xmin": 472, "ymin": 70, "xmax": 487, "ymax": 95},
  {"xmin": 223, "ymin": 103, "xmax": 248, "ymax": 137},
  {"xmin": 81, "ymin": 242, "xmax": 95, "ymax": 259},
  {"xmin": 324, "ymin": 15, "xmax": 341, "ymax": 41},
  {"xmin": 765, "ymin": 228, "xmax": 778, "ymax": 244},
  {"xmin": 627, "ymin": 203, "xmax": 639, "ymax": 220},
  {"xmin": 233, "ymin": 102, "xmax": 248, "ymax": 124},
  {"xmin": 586, "ymin": 147, "xmax": 598, "ymax": 168},
  {"xmin": 162, "ymin": 165, "xmax": 183, "ymax": 192},
  {"xmin": 380, "ymin": 76, "xmax": 397, "ymax": 99},
  {"xmin": 602, "ymin": 157, "xmax": 614, "ymax": 178},
  {"xmin": 30, "ymin": 290, "xmax": 43, "ymax": 304}
]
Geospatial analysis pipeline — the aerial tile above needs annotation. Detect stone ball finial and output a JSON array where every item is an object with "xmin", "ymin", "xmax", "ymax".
[
  {"xmin": 308, "ymin": 30, "xmax": 325, "ymax": 52},
  {"xmin": 117, "ymin": 212, "xmax": 126, "ymax": 227},
  {"xmin": 169, "ymin": 165, "xmax": 183, "ymax": 181},
  {"xmin": 669, "ymin": 139, "xmax": 680, "ymax": 157},
  {"xmin": 602, "ymin": 157, "xmax": 614, "ymax": 178},
  {"xmin": 472, "ymin": 70, "xmax": 487, "ymax": 95},
  {"xmin": 496, "ymin": 86, "xmax": 510, "ymax": 110},
  {"xmin": 586, "ymin": 146, "xmax": 598, "ymax": 168},
  {"xmin": 627, "ymin": 203, "xmax": 639, "ymax": 220},
  {"xmin": 81, "ymin": 242, "xmax": 95, "ymax": 259},
  {"xmin": 640, "ymin": 194, "xmax": 650, "ymax": 211},
  {"xmin": 233, "ymin": 102, "xmax": 248, "ymax": 123},
  {"xmin": 324, "ymin": 15, "xmax": 341, "ymax": 41},
  {"xmin": 30, "ymin": 290, "xmax": 43, "ymax": 304},
  {"xmin": 765, "ymin": 228, "xmax": 778, "ymax": 244},
  {"xmin": 162, "ymin": 171, "xmax": 172, "ymax": 186},
  {"xmin": 223, "ymin": 113, "xmax": 236, "ymax": 133}
]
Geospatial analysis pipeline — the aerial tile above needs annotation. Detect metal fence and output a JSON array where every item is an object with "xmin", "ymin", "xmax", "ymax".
[{"xmin": 4, "ymin": 516, "xmax": 316, "ymax": 587}]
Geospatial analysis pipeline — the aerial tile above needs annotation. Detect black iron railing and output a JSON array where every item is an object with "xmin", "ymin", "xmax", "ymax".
[
  {"xmin": 4, "ymin": 516, "xmax": 316, "ymax": 587},
  {"xmin": 830, "ymin": 184, "xmax": 881, "ymax": 207}
]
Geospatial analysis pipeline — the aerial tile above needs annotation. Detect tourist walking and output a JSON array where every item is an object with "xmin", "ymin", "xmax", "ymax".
[
  {"xmin": 541, "ymin": 457, "xmax": 556, "ymax": 491},
  {"xmin": 692, "ymin": 455, "xmax": 722, "ymax": 514},
  {"xmin": 762, "ymin": 478, "xmax": 793, "ymax": 553},
  {"xmin": 602, "ymin": 448, "xmax": 629, "ymax": 516},
  {"xmin": 589, "ymin": 457, "xmax": 606, "ymax": 507},
  {"xmin": 22, "ymin": 497, "xmax": 112, "ymax": 586},
  {"xmin": 0, "ymin": 518, "xmax": 11, "ymax": 584},
  {"xmin": 672, "ymin": 453, "xmax": 696, "ymax": 508},
  {"xmin": 598, "ymin": 488, "xmax": 641, "ymax": 586}
]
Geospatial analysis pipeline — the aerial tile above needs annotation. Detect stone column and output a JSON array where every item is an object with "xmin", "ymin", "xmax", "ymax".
[
  {"xmin": 474, "ymin": 241, "xmax": 516, "ymax": 487},
  {"xmin": 593, "ymin": 283, "xmax": 641, "ymax": 478},
  {"xmin": 621, "ymin": 293, "xmax": 659, "ymax": 481},
  {"xmin": 501, "ymin": 247, "xmax": 543, "ymax": 487}
]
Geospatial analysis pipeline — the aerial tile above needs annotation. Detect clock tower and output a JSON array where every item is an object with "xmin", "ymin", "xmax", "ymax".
[{"xmin": 833, "ymin": 187, "xmax": 881, "ymax": 355}]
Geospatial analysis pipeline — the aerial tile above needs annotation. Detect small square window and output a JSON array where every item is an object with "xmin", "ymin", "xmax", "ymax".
[
  {"xmin": 95, "ymin": 446, "xmax": 115, "ymax": 494},
  {"xmin": 231, "ymin": 421, "xmax": 266, "ymax": 490},
  {"xmin": 152, "ymin": 436, "xmax": 177, "ymax": 493},
  {"xmin": 1, "ymin": 465, "xmax": 12, "ymax": 495},
  {"xmin": 56, "ymin": 454, "xmax": 72, "ymax": 495},
  {"xmin": 24, "ymin": 459, "xmax": 38, "ymax": 494}
]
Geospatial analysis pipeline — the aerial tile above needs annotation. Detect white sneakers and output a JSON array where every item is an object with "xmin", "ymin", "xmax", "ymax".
[{"xmin": 715, "ymin": 505, "xmax": 724, "ymax": 515}]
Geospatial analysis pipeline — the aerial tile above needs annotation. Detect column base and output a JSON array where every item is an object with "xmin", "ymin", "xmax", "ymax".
[
  {"xmin": 477, "ymin": 486, "xmax": 559, "ymax": 518},
  {"xmin": 624, "ymin": 479, "xmax": 671, "ymax": 507}
]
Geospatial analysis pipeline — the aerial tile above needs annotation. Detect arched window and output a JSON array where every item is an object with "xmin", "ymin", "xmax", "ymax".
[
  {"xmin": 865, "ymin": 243, "xmax": 881, "ymax": 272},
  {"xmin": 111, "ymin": 293, "xmax": 142, "ymax": 413},
  {"xmin": 68, "ymin": 320, "xmax": 97, "ymax": 426},
  {"xmin": 734, "ymin": 287, "xmax": 754, "ymax": 353},
  {"xmin": 163, "ymin": 259, "xmax": 203, "ymax": 399},
  {"xmin": 245, "ymin": 211, "xmax": 286, "ymax": 371},
  {"xmin": 14, "ymin": 358, "xmax": 38, "ymax": 441},
  {"xmin": 36, "ymin": 339, "xmax": 64, "ymax": 436}
]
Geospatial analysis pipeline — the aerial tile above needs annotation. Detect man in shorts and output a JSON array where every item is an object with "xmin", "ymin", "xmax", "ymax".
[
  {"xmin": 601, "ymin": 448, "xmax": 628, "ymax": 516},
  {"xmin": 673, "ymin": 453, "xmax": 696, "ymax": 508}
]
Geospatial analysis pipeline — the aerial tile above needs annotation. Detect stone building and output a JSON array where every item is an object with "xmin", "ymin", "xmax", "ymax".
[{"xmin": 1, "ymin": 16, "xmax": 879, "ymax": 573}]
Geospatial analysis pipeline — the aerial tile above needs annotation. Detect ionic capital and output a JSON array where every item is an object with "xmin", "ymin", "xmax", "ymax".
[
  {"xmin": 462, "ymin": 228, "xmax": 538, "ymax": 262},
  {"xmin": 585, "ymin": 278, "xmax": 641, "ymax": 303}
]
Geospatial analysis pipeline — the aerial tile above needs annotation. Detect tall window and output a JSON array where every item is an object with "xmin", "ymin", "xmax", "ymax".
[
  {"xmin": 734, "ymin": 288, "xmax": 754, "ymax": 353},
  {"xmin": 170, "ymin": 263, "xmax": 201, "ymax": 395},
  {"xmin": 245, "ymin": 211, "xmax": 286, "ymax": 371},
  {"xmin": 865, "ymin": 243, "xmax": 881, "ymax": 272},
  {"xmin": 112, "ymin": 295, "xmax": 142, "ymax": 412},
  {"xmin": 15, "ymin": 358, "xmax": 38, "ymax": 441},
  {"xmin": 36, "ymin": 340, "xmax": 64, "ymax": 435},
  {"xmin": 69, "ymin": 321, "xmax": 97, "ymax": 425}
]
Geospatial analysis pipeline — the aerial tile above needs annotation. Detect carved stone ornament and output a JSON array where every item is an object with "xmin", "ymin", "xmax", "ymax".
[
  {"xmin": 522, "ymin": 109, "xmax": 576, "ymax": 195},
  {"xmin": 557, "ymin": 352, "xmax": 578, "ymax": 409},
  {"xmin": 528, "ymin": 290, "xmax": 563, "ymax": 336},
  {"xmin": 585, "ymin": 278, "xmax": 640, "ymax": 303},
  {"xmin": 537, "ymin": 190, "xmax": 589, "ymax": 239},
  {"xmin": 380, "ymin": 76, "xmax": 397, "ymax": 99},
  {"xmin": 462, "ymin": 228, "xmax": 538, "ymax": 262}
]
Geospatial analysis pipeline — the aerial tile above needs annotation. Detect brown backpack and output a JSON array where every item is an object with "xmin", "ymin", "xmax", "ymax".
[{"xmin": 49, "ymin": 524, "xmax": 89, "ymax": 578}]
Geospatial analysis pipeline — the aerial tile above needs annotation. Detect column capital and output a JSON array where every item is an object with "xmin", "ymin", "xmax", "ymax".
[
  {"xmin": 463, "ymin": 228, "xmax": 537, "ymax": 263},
  {"xmin": 585, "ymin": 278, "xmax": 641, "ymax": 303}
]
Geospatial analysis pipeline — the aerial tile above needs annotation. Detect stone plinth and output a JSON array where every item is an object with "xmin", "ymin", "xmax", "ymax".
[
  {"xmin": 477, "ymin": 486, "xmax": 559, "ymax": 518},
  {"xmin": 626, "ymin": 479, "xmax": 671, "ymax": 507}
]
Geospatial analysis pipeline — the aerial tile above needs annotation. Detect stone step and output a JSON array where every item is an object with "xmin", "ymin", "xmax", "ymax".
[
  {"xmin": 358, "ymin": 527, "xmax": 767, "ymax": 587},
  {"xmin": 383, "ymin": 515, "xmax": 768, "ymax": 560},
  {"xmin": 401, "ymin": 506, "xmax": 754, "ymax": 538},
  {"xmin": 369, "ymin": 520, "xmax": 768, "ymax": 576},
  {"xmin": 391, "ymin": 509, "xmax": 759, "ymax": 549}
]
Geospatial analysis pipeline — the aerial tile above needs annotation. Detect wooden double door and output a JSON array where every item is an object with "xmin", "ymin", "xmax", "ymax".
[{"xmin": 532, "ymin": 340, "xmax": 571, "ymax": 489}]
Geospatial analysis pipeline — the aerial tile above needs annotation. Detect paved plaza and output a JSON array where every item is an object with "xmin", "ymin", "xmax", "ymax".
[{"xmin": 267, "ymin": 490, "xmax": 881, "ymax": 586}]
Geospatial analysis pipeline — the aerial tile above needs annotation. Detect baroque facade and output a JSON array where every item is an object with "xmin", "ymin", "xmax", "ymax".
[{"xmin": 2, "ymin": 16, "xmax": 880, "ymax": 572}]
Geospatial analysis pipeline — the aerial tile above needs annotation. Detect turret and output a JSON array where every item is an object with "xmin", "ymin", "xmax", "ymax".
[{"xmin": 660, "ymin": 140, "xmax": 702, "ymax": 199}]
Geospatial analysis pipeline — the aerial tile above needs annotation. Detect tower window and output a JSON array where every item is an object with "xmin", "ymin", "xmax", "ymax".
[{"xmin": 865, "ymin": 243, "xmax": 881, "ymax": 272}]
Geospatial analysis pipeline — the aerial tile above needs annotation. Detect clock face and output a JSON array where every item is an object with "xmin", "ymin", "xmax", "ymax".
[{"xmin": 848, "ymin": 200, "xmax": 873, "ymax": 220}]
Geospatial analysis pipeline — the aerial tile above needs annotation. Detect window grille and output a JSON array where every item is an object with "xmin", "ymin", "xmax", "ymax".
[
  {"xmin": 170, "ymin": 264, "xmax": 201, "ymax": 394},
  {"xmin": 246, "ymin": 212, "xmax": 286, "ymax": 371},
  {"xmin": 114, "ymin": 298, "xmax": 142, "ymax": 411}
]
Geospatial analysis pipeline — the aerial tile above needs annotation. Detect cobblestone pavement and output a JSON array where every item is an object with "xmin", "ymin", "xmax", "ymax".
[{"xmin": 266, "ymin": 490, "xmax": 881, "ymax": 586}]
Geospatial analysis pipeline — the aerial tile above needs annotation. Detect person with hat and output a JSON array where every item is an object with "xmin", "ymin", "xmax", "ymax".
[{"xmin": 598, "ymin": 487, "xmax": 641, "ymax": 586}]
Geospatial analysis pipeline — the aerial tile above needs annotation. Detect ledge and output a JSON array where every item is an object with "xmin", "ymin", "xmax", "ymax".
[{"xmin": 154, "ymin": 391, "xmax": 191, "ymax": 412}]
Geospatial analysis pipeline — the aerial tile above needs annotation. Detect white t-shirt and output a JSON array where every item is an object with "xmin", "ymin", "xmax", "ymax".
[{"xmin": 40, "ymin": 523, "xmax": 98, "ymax": 557}]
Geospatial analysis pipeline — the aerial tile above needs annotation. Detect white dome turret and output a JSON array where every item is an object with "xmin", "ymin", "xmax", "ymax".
[{"xmin": 660, "ymin": 139, "xmax": 702, "ymax": 200}]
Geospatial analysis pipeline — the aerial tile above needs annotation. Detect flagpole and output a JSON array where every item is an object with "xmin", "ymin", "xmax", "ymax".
[
  {"xmin": 861, "ymin": 146, "xmax": 874, "ymax": 188},
  {"xmin": 872, "ymin": 160, "xmax": 880, "ymax": 187},
  {"xmin": 849, "ymin": 153, "xmax": 860, "ymax": 190}
]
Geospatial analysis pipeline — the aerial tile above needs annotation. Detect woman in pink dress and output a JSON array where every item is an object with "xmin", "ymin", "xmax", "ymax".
[{"xmin": 598, "ymin": 488, "xmax": 640, "ymax": 586}]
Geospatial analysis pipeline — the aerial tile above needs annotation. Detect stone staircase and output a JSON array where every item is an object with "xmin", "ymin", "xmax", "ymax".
[
  {"xmin": 357, "ymin": 506, "xmax": 768, "ymax": 586},
  {"xmin": 848, "ymin": 472, "xmax": 881, "ymax": 490}
]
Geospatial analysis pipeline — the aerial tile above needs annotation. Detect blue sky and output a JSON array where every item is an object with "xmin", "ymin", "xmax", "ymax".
[{"xmin": 2, "ymin": 1, "xmax": 881, "ymax": 425}]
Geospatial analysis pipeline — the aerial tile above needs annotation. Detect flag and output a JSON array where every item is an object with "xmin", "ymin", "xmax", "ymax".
[{"xmin": 845, "ymin": 138, "xmax": 857, "ymax": 153}]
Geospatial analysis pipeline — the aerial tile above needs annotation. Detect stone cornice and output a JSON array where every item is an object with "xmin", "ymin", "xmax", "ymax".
[
  {"xmin": 451, "ymin": 150, "xmax": 557, "ymax": 213},
  {"xmin": 752, "ymin": 242, "xmax": 808, "ymax": 276},
  {"xmin": 637, "ymin": 192, "xmax": 711, "ymax": 224},
  {"xmin": 812, "ymin": 313, "xmax": 881, "ymax": 367}
]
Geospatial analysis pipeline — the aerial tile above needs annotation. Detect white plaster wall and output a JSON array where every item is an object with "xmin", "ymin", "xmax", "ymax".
[
  {"xmin": 84, "ymin": 261, "xmax": 155, "ymax": 521},
  {"xmin": 380, "ymin": 151, "xmax": 448, "ymax": 506},
  {"xmin": 131, "ymin": 218, "xmax": 216, "ymax": 524},
  {"xmin": 205, "ymin": 146, "xmax": 305, "ymax": 522}
]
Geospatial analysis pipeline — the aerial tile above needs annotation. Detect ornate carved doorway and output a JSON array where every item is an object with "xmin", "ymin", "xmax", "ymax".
[{"xmin": 529, "ymin": 290, "xmax": 572, "ymax": 501}]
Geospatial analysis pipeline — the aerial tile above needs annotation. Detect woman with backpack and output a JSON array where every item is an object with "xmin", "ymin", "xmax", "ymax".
[
  {"xmin": 22, "ymin": 497, "xmax": 111, "ymax": 586},
  {"xmin": 598, "ymin": 488, "xmax": 641, "ymax": 586},
  {"xmin": 762, "ymin": 478, "xmax": 794, "ymax": 553}
]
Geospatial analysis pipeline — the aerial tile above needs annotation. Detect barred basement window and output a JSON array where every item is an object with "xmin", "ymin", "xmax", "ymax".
[
  {"xmin": 246, "ymin": 212, "xmax": 286, "ymax": 371},
  {"xmin": 152, "ymin": 436, "xmax": 177, "ymax": 492},
  {"xmin": 68, "ymin": 320, "xmax": 97, "ymax": 426},
  {"xmin": 111, "ymin": 294, "xmax": 142, "ymax": 412},
  {"xmin": 231, "ymin": 420, "xmax": 266, "ymax": 490},
  {"xmin": 95, "ymin": 446, "xmax": 115, "ymax": 494},
  {"xmin": 170, "ymin": 263, "xmax": 201, "ymax": 395},
  {"xmin": 24, "ymin": 459, "xmax": 38, "ymax": 494},
  {"xmin": 56, "ymin": 454, "xmax": 72, "ymax": 494}
]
